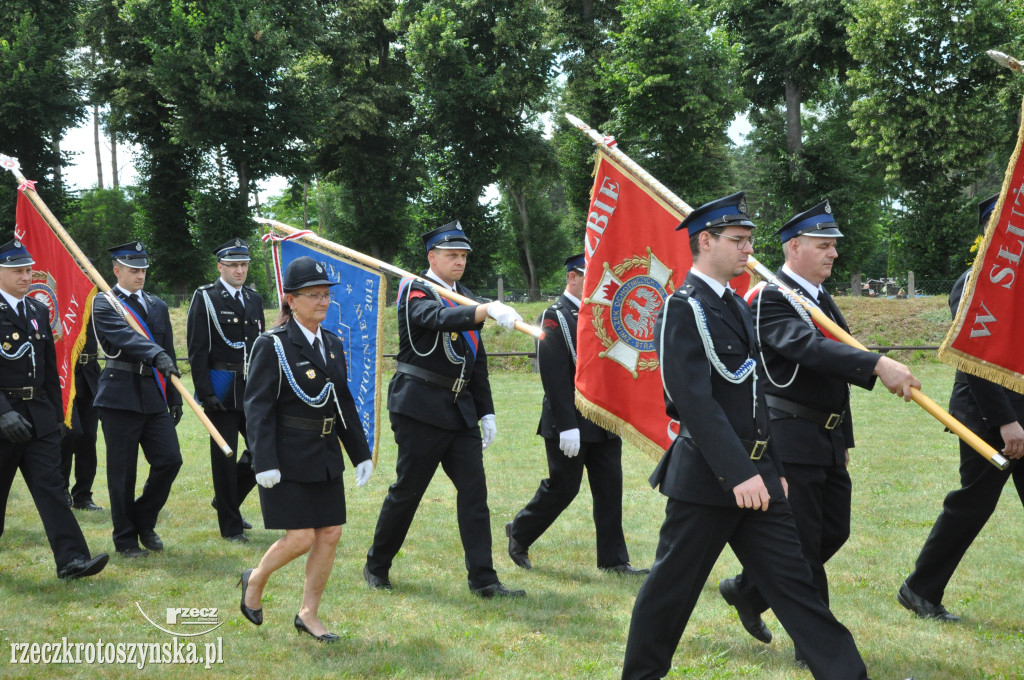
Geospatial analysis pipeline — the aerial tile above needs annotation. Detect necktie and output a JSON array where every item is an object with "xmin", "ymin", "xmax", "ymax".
[
  {"xmin": 234, "ymin": 291, "xmax": 243, "ymax": 307},
  {"xmin": 312, "ymin": 337, "xmax": 324, "ymax": 362},
  {"xmin": 126, "ymin": 292, "xmax": 147, "ymax": 320},
  {"xmin": 16, "ymin": 300, "xmax": 26, "ymax": 324},
  {"xmin": 722, "ymin": 289, "xmax": 748, "ymax": 338}
]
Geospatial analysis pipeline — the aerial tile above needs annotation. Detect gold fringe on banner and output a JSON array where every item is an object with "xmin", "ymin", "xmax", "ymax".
[{"xmin": 575, "ymin": 391, "xmax": 665, "ymax": 461}]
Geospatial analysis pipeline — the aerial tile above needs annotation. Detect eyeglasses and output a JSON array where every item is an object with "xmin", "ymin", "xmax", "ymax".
[
  {"xmin": 713, "ymin": 233, "xmax": 756, "ymax": 250},
  {"xmin": 294, "ymin": 292, "xmax": 332, "ymax": 302}
]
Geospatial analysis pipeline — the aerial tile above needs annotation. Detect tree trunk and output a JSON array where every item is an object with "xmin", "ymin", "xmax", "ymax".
[
  {"xmin": 110, "ymin": 118, "xmax": 119, "ymax": 190},
  {"xmin": 93, "ymin": 103, "xmax": 104, "ymax": 189},
  {"xmin": 785, "ymin": 78, "xmax": 805, "ymax": 205},
  {"xmin": 506, "ymin": 184, "xmax": 540, "ymax": 301},
  {"xmin": 303, "ymin": 181, "xmax": 309, "ymax": 230},
  {"xmin": 236, "ymin": 158, "xmax": 250, "ymax": 212}
]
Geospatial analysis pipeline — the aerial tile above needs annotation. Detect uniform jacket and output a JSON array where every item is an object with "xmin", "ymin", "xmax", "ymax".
[
  {"xmin": 91, "ymin": 289, "xmax": 182, "ymax": 413},
  {"xmin": 386, "ymin": 273, "xmax": 494, "ymax": 431},
  {"xmin": 0, "ymin": 295, "xmax": 62, "ymax": 437},
  {"xmin": 536, "ymin": 293, "xmax": 617, "ymax": 443},
  {"xmin": 649, "ymin": 272, "xmax": 785, "ymax": 507},
  {"xmin": 244, "ymin": 319, "xmax": 371, "ymax": 483},
  {"xmin": 186, "ymin": 280, "xmax": 265, "ymax": 410},
  {"xmin": 948, "ymin": 270, "xmax": 1024, "ymax": 436},
  {"xmin": 753, "ymin": 270, "xmax": 878, "ymax": 466}
]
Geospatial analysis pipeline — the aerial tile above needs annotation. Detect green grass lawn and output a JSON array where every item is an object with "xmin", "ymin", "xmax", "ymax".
[{"xmin": 1, "ymin": 364, "xmax": 1022, "ymax": 678}]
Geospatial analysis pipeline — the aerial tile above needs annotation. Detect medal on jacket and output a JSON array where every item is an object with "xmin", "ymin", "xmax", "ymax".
[
  {"xmin": 306, "ymin": 368, "xmax": 316, "ymax": 379},
  {"xmin": 450, "ymin": 332, "xmax": 458, "ymax": 341},
  {"xmin": 31, "ymin": 319, "xmax": 40, "ymax": 338},
  {"xmin": 2, "ymin": 342, "xmax": 10, "ymax": 350}
]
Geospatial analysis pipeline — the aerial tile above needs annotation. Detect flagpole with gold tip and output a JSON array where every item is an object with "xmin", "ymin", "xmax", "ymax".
[
  {"xmin": 0, "ymin": 155, "xmax": 234, "ymax": 456},
  {"xmin": 254, "ymin": 217, "xmax": 545, "ymax": 340},
  {"xmin": 564, "ymin": 115, "xmax": 1010, "ymax": 471}
]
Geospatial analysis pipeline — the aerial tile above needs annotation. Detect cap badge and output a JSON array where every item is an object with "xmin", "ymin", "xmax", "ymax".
[
  {"xmin": 315, "ymin": 264, "xmax": 323, "ymax": 274},
  {"xmin": 13, "ymin": 240, "xmax": 21, "ymax": 248},
  {"xmin": 824, "ymin": 201, "xmax": 832, "ymax": 214},
  {"xmin": 135, "ymin": 243, "xmax": 142, "ymax": 251},
  {"xmin": 737, "ymin": 196, "xmax": 748, "ymax": 216},
  {"xmin": 235, "ymin": 238, "xmax": 243, "ymax": 246}
]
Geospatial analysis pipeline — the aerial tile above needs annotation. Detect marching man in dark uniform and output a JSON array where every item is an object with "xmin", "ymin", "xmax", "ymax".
[
  {"xmin": 0, "ymin": 239, "xmax": 108, "ymax": 580},
  {"xmin": 898, "ymin": 194, "xmax": 1024, "ymax": 622},
  {"xmin": 60, "ymin": 327, "xmax": 103, "ymax": 511},
  {"xmin": 506, "ymin": 253, "xmax": 647, "ymax": 575},
  {"xmin": 621, "ymin": 193, "xmax": 890, "ymax": 680},
  {"xmin": 91, "ymin": 241, "xmax": 182, "ymax": 558},
  {"xmin": 717, "ymin": 201, "xmax": 919, "ymax": 660},
  {"xmin": 363, "ymin": 220, "xmax": 527, "ymax": 598},
  {"xmin": 187, "ymin": 238, "xmax": 262, "ymax": 543}
]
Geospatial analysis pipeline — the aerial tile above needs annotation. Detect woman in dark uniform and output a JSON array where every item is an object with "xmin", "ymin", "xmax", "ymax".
[{"xmin": 238, "ymin": 256, "xmax": 373, "ymax": 641}]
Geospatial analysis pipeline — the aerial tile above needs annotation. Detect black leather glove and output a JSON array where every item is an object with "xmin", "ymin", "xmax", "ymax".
[
  {"xmin": 169, "ymin": 404, "xmax": 183, "ymax": 426},
  {"xmin": 0, "ymin": 411, "xmax": 33, "ymax": 443},
  {"xmin": 203, "ymin": 395, "xmax": 226, "ymax": 412},
  {"xmin": 152, "ymin": 352, "xmax": 180, "ymax": 380}
]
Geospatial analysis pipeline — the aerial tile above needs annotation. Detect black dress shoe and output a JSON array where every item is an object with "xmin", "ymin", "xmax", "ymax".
[
  {"xmin": 601, "ymin": 563, "xmax": 650, "ymax": 575},
  {"xmin": 117, "ymin": 546, "xmax": 149, "ymax": 559},
  {"xmin": 363, "ymin": 563, "xmax": 392, "ymax": 591},
  {"xmin": 294, "ymin": 614, "xmax": 339, "ymax": 642},
  {"xmin": 72, "ymin": 498, "xmax": 103, "ymax": 511},
  {"xmin": 58, "ymin": 553, "xmax": 110, "ymax": 580},
  {"xmin": 719, "ymin": 577, "xmax": 773, "ymax": 644},
  {"xmin": 897, "ymin": 581, "xmax": 960, "ymax": 622},
  {"xmin": 224, "ymin": 533, "xmax": 249, "ymax": 544},
  {"xmin": 505, "ymin": 522, "xmax": 531, "ymax": 569},
  {"xmin": 238, "ymin": 568, "xmax": 263, "ymax": 625},
  {"xmin": 139, "ymin": 529, "xmax": 164, "ymax": 552},
  {"xmin": 470, "ymin": 581, "xmax": 526, "ymax": 598}
]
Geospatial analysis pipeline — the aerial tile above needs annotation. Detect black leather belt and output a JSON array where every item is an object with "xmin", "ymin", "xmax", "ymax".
[
  {"xmin": 105, "ymin": 359, "xmax": 151, "ymax": 375},
  {"xmin": 678, "ymin": 422, "xmax": 769, "ymax": 460},
  {"xmin": 1, "ymin": 386, "xmax": 36, "ymax": 400},
  {"xmin": 211, "ymin": 362, "xmax": 244, "ymax": 372},
  {"xmin": 278, "ymin": 413, "xmax": 335, "ymax": 436},
  {"xmin": 395, "ymin": 361, "xmax": 468, "ymax": 393},
  {"xmin": 77, "ymin": 353, "xmax": 98, "ymax": 365},
  {"xmin": 766, "ymin": 394, "xmax": 845, "ymax": 430}
]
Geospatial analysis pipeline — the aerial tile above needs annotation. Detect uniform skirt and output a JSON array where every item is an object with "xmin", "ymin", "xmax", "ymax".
[{"xmin": 259, "ymin": 476, "xmax": 346, "ymax": 530}]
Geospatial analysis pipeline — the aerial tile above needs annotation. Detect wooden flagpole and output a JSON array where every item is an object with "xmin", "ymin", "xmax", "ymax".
[
  {"xmin": 565, "ymin": 114, "xmax": 1010, "ymax": 471},
  {"xmin": 254, "ymin": 217, "xmax": 544, "ymax": 339},
  {"xmin": 1, "ymin": 157, "xmax": 233, "ymax": 456}
]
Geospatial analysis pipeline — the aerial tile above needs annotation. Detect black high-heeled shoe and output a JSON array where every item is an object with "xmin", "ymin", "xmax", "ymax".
[
  {"xmin": 238, "ymin": 568, "xmax": 263, "ymax": 626},
  {"xmin": 294, "ymin": 614, "xmax": 339, "ymax": 642}
]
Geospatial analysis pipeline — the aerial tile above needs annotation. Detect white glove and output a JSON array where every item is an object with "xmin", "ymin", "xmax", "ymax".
[
  {"xmin": 480, "ymin": 414, "xmax": 497, "ymax": 449},
  {"xmin": 255, "ymin": 469, "xmax": 281, "ymax": 489},
  {"xmin": 487, "ymin": 301, "xmax": 522, "ymax": 330},
  {"xmin": 355, "ymin": 460, "xmax": 373, "ymax": 488},
  {"xmin": 558, "ymin": 428, "xmax": 581, "ymax": 458}
]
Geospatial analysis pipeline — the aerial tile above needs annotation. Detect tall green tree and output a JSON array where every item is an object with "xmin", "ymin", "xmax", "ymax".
[
  {"xmin": 0, "ymin": 0, "xmax": 83, "ymax": 230},
  {"xmin": 715, "ymin": 0, "xmax": 852, "ymax": 206},
  {"xmin": 601, "ymin": 0, "xmax": 743, "ymax": 206},
  {"xmin": 848, "ymin": 0, "xmax": 1018, "ymax": 277}
]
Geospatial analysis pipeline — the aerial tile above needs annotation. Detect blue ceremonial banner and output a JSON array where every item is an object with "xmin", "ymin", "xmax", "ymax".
[{"xmin": 265, "ymin": 229, "xmax": 385, "ymax": 462}]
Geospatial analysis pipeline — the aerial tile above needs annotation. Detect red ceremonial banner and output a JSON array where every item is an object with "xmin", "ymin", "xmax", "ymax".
[
  {"xmin": 14, "ymin": 191, "xmax": 97, "ymax": 424},
  {"xmin": 575, "ymin": 149, "xmax": 748, "ymax": 457},
  {"xmin": 940, "ymin": 98, "xmax": 1024, "ymax": 394}
]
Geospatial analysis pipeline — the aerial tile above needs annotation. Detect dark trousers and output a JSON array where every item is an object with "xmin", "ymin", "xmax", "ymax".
[
  {"xmin": 0, "ymin": 431, "xmax": 92, "ymax": 571},
  {"xmin": 906, "ymin": 437, "xmax": 1024, "ymax": 603},
  {"xmin": 622, "ymin": 496, "xmax": 866, "ymax": 680},
  {"xmin": 206, "ymin": 409, "xmax": 256, "ymax": 537},
  {"xmin": 99, "ymin": 407, "xmax": 182, "ymax": 551},
  {"xmin": 60, "ymin": 380, "xmax": 100, "ymax": 503},
  {"xmin": 510, "ymin": 437, "xmax": 629, "ymax": 568},
  {"xmin": 734, "ymin": 462, "xmax": 852, "ymax": 615},
  {"xmin": 366, "ymin": 413, "xmax": 497, "ymax": 589}
]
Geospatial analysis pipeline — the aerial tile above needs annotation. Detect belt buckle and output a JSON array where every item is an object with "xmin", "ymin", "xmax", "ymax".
[
  {"xmin": 451, "ymin": 377, "xmax": 466, "ymax": 393},
  {"xmin": 321, "ymin": 417, "xmax": 335, "ymax": 436},
  {"xmin": 749, "ymin": 440, "xmax": 767, "ymax": 460},
  {"xmin": 825, "ymin": 413, "xmax": 842, "ymax": 430},
  {"xmin": 78, "ymin": 354, "xmax": 90, "ymax": 365}
]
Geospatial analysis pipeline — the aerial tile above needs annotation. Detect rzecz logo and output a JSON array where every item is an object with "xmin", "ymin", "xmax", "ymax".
[{"xmin": 136, "ymin": 603, "xmax": 224, "ymax": 637}]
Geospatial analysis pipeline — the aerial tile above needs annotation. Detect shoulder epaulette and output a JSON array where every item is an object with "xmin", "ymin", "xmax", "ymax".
[{"xmin": 198, "ymin": 283, "xmax": 216, "ymax": 291}]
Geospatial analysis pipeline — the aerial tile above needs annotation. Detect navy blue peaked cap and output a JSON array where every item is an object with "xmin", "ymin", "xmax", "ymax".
[
  {"xmin": 774, "ymin": 200, "xmax": 844, "ymax": 243},
  {"xmin": 677, "ymin": 192, "xmax": 756, "ymax": 236}
]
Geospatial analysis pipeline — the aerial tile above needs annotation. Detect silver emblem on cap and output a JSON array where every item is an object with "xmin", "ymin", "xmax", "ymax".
[
  {"xmin": 315, "ymin": 263, "xmax": 323, "ymax": 274},
  {"xmin": 737, "ymin": 196, "xmax": 748, "ymax": 215},
  {"xmin": 13, "ymin": 240, "xmax": 21, "ymax": 248},
  {"xmin": 824, "ymin": 201, "xmax": 832, "ymax": 214},
  {"xmin": 135, "ymin": 243, "xmax": 143, "ymax": 251},
  {"xmin": 235, "ymin": 238, "xmax": 242, "ymax": 246}
]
